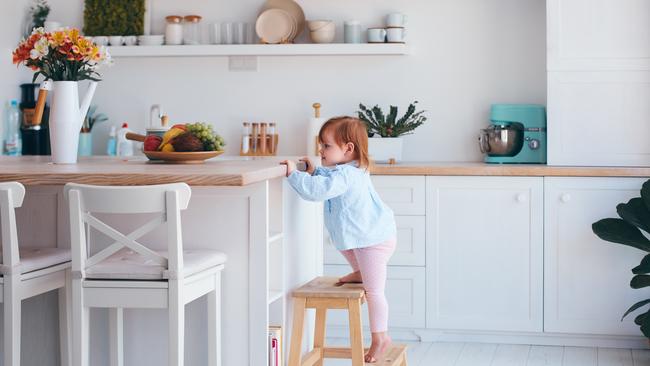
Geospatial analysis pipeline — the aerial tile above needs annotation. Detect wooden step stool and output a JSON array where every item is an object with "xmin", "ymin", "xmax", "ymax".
[{"xmin": 288, "ymin": 277, "xmax": 408, "ymax": 366}]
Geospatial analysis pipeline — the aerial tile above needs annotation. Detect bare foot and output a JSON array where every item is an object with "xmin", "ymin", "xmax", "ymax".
[
  {"xmin": 337, "ymin": 270, "xmax": 362, "ymax": 284},
  {"xmin": 365, "ymin": 333, "xmax": 392, "ymax": 363}
]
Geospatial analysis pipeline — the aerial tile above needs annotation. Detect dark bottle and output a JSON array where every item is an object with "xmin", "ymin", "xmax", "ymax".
[{"xmin": 19, "ymin": 83, "xmax": 50, "ymax": 155}]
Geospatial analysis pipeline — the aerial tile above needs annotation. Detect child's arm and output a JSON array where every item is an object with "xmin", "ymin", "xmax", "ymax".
[{"xmin": 286, "ymin": 169, "xmax": 348, "ymax": 201}]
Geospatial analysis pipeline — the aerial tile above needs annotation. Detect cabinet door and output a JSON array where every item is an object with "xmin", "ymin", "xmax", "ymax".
[
  {"xmin": 324, "ymin": 265, "xmax": 425, "ymax": 329},
  {"xmin": 544, "ymin": 177, "xmax": 648, "ymax": 336},
  {"xmin": 371, "ymin": 176, "xmax": 425, "ymax": 215},
  {"xmin": 426, "ymin": 176, "xmax": 544, "ymax": 332},
  {"xmin": 324, "ymin": 215, "xmax": 425, "ymax": 266}
]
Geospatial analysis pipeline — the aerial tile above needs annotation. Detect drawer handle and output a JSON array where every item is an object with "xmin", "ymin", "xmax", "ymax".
[
  {"xmin": 561, "ymin": 193, "xmax": 571, "ymax": 203},
  {"xmin": 516, "ymin": 193, "xmax": 527, "ymax": 203}
]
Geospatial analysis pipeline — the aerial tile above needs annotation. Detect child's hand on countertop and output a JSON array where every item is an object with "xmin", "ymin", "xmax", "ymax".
[{"xmin": 280, "ymin": 160, "xmax": 297, "ymax": 177}]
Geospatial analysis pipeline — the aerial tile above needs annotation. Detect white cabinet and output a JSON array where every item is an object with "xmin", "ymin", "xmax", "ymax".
[
  {"xmin": 544, "ymin": 177, "xmax": 648, "ymax": 336},
  {"xmin": 324, "ymin": 265, "xmax": 426, "ymax": 329},
  {"xmin": 546, "ymin": 0, "xmax": 650, "ymax": 166},
  {"xmin": 371, "ymin": 176, "xmax": 425, "ymax": 215},
  {"xmin": 425, "ymin": 176, "xmax": 544, "ymax": 332}
]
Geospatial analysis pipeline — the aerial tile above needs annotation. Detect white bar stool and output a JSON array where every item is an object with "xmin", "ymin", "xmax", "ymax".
[
  {"xmin": 65, "ymin": 183, "xmax": 226, "ymax": 366},
  {"xmin": 0, "ymin": 182, "xmax": 71, "ymax": 366}
]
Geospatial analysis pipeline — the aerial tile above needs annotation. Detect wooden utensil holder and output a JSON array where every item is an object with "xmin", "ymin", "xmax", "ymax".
[{"xmin": 240, "ymin": 134, "xmax": 279, "ymax": 156}]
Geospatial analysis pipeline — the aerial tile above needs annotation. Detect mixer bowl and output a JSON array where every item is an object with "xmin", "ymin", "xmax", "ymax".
[{"xmin": 478, "ymin": 123, "xmax": 524, "ymax": 157}]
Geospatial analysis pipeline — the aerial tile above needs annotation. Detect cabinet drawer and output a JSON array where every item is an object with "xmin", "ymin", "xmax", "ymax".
[
  {"xmin": 323, "ymin": 265, "xmax": 425, "ymax": 329},
  {"xmin": 324, "ymin": 216, "xmax": 425, "ymax": 266},
  {"xmin": 371, "ymin": 176, "xmax": 425, "ymax": 215}
]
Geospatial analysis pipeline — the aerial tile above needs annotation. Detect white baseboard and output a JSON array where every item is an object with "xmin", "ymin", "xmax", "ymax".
[{"xmin": 325, "ymin": 325, "xmax": 650, "ymax": 349}]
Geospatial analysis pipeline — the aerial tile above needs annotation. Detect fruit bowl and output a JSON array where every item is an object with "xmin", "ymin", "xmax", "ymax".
[{"xmin": 143, "ymin": 150, "xmax": 224, "ymax": 164}]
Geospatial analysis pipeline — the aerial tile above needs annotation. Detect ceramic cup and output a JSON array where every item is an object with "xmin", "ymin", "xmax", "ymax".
[
  {"xmin": 367, "ymin": 28, "xmax": 387, "ymax": 43},
  {"xmin": 344, "ymin": 20, "xmax": 362, "ymax": 43},
  {"xmin": 109, "ymin": 35, "xmax": 123, "ymax": 46},
  {"xmin": 124, "ymin": 35, "xmax": 137, "ymax": 46},
  {"xmin": 386, "ymin": 27, "xmax": 406, "ymax": 43},
  {"xmin": 93, "ymin": 36, "xmax": 108, "ymax": 46},
  {"xmin": 386, "ymin": 13, "xmax": 408, "ymax": 28}
]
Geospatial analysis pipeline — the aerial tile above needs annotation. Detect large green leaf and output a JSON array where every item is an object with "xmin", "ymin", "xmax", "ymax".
[
  {"xmin": 635, "ymin": 308, "xmax": 650, "ymax": 325},
  {"xmin": 642, "ymin": 180, "xmax": 650, "ymax": 213},
  {"xmin": 633, "ymin": 254, "xmax": 650, "ymax": 274},
  {"xmin": 592, "ymin": 218, "xmax": 650, "ymax": 252},
  {"xmin": 617, "ymin": 198, "xmax": 650, "ymax": 235},
  {"xmin": 642, "ymin": 312, "xmax": 650, "ymax": 337},
  {"xmin": 622, "ymin": 299, "xmax": 650, "ymax": 320},
  {"xmin": 631, "ymin": 275, "xmax": 650, "ymax": 289}
]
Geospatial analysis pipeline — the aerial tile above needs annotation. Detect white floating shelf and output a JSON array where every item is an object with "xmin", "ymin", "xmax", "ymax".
[
  {"xmin": 268, "ymin": 290, "xmax": 283, "ymax": 305},
  {"xmin": 108, "ymin": 43, "xmax": 408, "ymax": 57}
]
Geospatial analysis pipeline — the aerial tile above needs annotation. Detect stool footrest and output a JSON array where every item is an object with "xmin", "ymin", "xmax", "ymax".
[
  {"xmin": 301, "ymin": 348, "xmax": 322, "ymax": 366},
  {"xmin": 322, "ymin": 345, "xmax": 408, "ymax": 366}
]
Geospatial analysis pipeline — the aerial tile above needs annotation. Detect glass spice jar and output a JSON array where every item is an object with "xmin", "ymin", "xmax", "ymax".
[
  {"xmin": 165, "ymin": 15, "xmax": 183, "ymax": 45},
  {"xmin": 183, "ymin": 15, "xmax": 203, "ymax": 45}
]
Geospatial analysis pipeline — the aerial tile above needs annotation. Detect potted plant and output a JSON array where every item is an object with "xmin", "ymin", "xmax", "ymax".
[
  {"xmin": 358, "ymin": 101, "xmax": 427, "ymax": 163},
  {"xmin": 78, "ymin": 105, "xmax": 108, "ymax": 156},
  {"xmin": 12, "ymin": 27, "xmax": 111, "ymax": 163},
  {"xmin": 592, "ymin": 180, "xmax": 650, "ymax": 341}
]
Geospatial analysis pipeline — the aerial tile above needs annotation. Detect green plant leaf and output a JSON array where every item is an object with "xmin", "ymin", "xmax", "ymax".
[
  {"xmin": 617, "ymin": 198, "xmax": 650, "ymax": 235},
  {"xmin": 387, "ymin": 105, "xmax": 398, "ymax": 127},
  {"xmin": 631, "ymin": 275, "xmax": 650, "ymax": 289},
  {"xmin": 634, "ymin": 307, "xmax": 650, "ymax": 325},
  {"xmin": 642, "ymin": 180, "xmax": 650, "ymax": 213},
  {"xmin": 622, "ymin": 299, "xmax": 650, "ymax": 320},
  {"xmin": 633, "ymin": 254, "xmax": 650, "ymax": 274},
  {"xmin": 592, "ymin": 218, "xmax": 650, "ymax": 252},
  {"xmin": 642, "ymin": 312, "xmax": 650, "ymax": 337}
]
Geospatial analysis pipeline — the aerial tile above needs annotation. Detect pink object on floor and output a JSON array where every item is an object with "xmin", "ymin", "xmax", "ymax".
[{"xmin": 339, "ymin": 238, "xmax": 396, "ymax": 332}]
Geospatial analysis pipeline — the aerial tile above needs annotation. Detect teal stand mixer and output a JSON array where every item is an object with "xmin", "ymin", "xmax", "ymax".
[{"xmin": 478, "ymin": 104, "xmax": 547, "ymax": 164}]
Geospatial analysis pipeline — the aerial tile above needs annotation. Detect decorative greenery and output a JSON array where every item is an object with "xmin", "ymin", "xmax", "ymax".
[
  {"xmin": 358, "ymin": 101, "xmax": 427, "ymax": 138},
  {"xmin": 83, "ymin": 0, "xmax": 145, "ymax": 36},
  {"xmin": 81, "ymin": 105, "xmax": 108, "ymax": 132},
  {"xmin": 30, "ymin": 0, "xmax": 50, "ymax": 31},
  {"xmin": 592, "ymin": 179, "xmax": 650, "ymax": 339}
]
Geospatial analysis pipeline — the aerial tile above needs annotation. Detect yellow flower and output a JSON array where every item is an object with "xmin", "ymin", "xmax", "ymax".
[
  {"xmin": 67, "ymin": 28, "xmax": 80, "ymax": 42},
  {"xmin": 49, "ymin": 31, "xmax": 67, "ymax": 47}
]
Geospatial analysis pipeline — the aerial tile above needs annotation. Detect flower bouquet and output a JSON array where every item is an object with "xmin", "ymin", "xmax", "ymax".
[{"xmin": 12, "ymin": 27, "xmax": 112, "ymax": 163}]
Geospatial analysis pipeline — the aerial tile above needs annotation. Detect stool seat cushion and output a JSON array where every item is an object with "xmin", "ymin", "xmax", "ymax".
[
  {"xmin": 292, "ymin": 276, "xmax": 365, "ymax": 299},
  {"xmin": 0, "ymin": 247, "xmax": 71, "ymax": 275},
  {"xmin": 85, "ymin": 248, "xmax": 227, "ymax": 280}
]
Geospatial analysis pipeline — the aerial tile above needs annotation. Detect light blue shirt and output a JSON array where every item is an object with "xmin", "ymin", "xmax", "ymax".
[{"xmin": 287, "ymin": 162, "xmax": 396, "ymax": 251}]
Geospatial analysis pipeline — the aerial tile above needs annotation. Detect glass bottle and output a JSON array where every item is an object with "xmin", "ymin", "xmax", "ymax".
[
  {"xmin": 268, "ymin": 122, "xmax": 276, "ymax": 155},
  {"xmin": 183, "ymin": 15, "xmax": 203, "ymax": 45},
  {"xmin": 165, "ymin": 15, "xmax": 183, "ymax": 45},
  {"xmin": 241, "ymin": 122, "xmax": 250, "ymax": 154}
]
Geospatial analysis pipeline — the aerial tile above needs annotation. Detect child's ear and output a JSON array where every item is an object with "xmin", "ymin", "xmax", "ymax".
[{"xmin": 345, "ymin": 142, "xmax": 355, "ymax": 154}]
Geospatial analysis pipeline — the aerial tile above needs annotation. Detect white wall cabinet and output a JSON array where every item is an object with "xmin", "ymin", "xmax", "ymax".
[
  {"xmin": 546, "ymin": 0, "xmax": 650, "ymax": 166},
  {"xmin": 425, "ymin": 176, "xmax": 544, "ymax": 333},
  {"xmin": 544, "ymin": 177, "xmax": 648, "ymax": 336}
]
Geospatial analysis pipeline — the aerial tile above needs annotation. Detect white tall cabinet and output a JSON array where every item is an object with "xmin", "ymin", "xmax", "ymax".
[
  {"xmin": 546, "ymin": 0, "xmax": 650, "ymax": 166},
  {"xmin": 425, "ymin": 177, "xmax": 544, "ymax": 332},
  {"xmin": 544, "ymin": 177, "xmax": 648, "ymax": 336}
]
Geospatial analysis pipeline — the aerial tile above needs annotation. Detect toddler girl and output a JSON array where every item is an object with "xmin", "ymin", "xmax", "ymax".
[{"xmin": 281, "ymin": 116, "xmax": 396, "ymax": 363}]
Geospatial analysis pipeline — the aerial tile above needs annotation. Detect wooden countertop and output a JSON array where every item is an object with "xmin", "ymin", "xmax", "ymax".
[
  {"xmin": 370, "ymin": 162, "xmax": 650, "ymax": 177},
  {"xmin": 0, "ymin": 156, "xmax": 287, "ymax": 186},
  {"xmin": 1, "ymin": 157, "xmax": 648, "ymax": 187}
]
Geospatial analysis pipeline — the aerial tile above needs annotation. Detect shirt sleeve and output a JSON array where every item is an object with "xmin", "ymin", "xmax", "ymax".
[{"xmin": 287, "ymin": 169, "xmax": 349, "ymax": 201}]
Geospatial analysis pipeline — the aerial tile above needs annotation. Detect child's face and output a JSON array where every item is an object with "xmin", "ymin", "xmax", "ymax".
[{"xmin": 319, "ymin": 130, "xmax": 355, "ymax": 167}]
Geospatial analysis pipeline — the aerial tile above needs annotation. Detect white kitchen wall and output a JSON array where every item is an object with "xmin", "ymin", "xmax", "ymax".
[{"xmin": 1, "ymin": 0, "xmax": 546, "ymax": 161}]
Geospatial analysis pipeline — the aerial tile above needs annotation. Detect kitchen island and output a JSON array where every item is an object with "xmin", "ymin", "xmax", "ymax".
[{"xmin": 0, "ymin": 156, "xmax": 323, "ymax": 366}]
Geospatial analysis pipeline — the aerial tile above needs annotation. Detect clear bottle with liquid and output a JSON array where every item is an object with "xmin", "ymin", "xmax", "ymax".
[
  {"xmin": 106, "ymin": 125, "xmax": 117, "ymax": 156},
  {"xmin": 4, "ymin": 100, "xmax": 22, "ymax": 156},
  {"xmin": 241, "ymin": 122, "xmax": 251, "ymax": 154},
  {"xmin": 116, "ymin": 122, "xmax": 134, "ymax": 157}
]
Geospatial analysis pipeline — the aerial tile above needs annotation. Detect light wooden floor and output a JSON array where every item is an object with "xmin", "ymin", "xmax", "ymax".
[{"xmin": 322, "ymin": 340, "xmax": 650, "ymax": 366}]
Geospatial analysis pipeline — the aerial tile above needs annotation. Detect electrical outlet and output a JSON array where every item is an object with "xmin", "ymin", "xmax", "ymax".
[{"xmin": 228, "ymin": 56, "xmax": 258, "ymax": 72}]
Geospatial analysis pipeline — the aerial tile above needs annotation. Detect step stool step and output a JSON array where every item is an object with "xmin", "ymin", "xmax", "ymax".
[
  {"xmin": 292, "ymin": 276, "xmax": 365, "ymax": 299},
  {"xmin": 320, "ymin": 344, "xmax": 408, "ymax": 366}
]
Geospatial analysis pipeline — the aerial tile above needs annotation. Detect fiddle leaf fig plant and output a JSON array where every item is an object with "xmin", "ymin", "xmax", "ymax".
[
  {"xmin": 592, "ymin": 179, "xmax": 650, "ymax": 338},
  {"xmin": 358, "ymin": 101, "xmax": 427, "ymax": 137}
]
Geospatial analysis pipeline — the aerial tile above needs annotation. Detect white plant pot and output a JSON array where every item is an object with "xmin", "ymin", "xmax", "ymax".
[{"xmin": 368, "ymin": 137, "xmax": 403, "ymax": 163}]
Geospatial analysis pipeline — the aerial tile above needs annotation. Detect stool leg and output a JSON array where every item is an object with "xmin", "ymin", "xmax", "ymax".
[
  {"xmin": 288, "ymin": 297, "xmax": 307, "ymax": 366},
  {"xmin": 401, "ymin": 351, "xmax": 409, "ymax": 366},
  {"xmin": 4, "ymin": 275, "xmax": 20, "ymax": 366},
  {"xmin": 313, "ymin": 307, "xmax": 327, "ymax": 366},
  {"xmin": 347, "ymin": 298, "xmax": 364, "ymax": 366},
  {"xmin": 109, "ymin": 308, "xmax": 124, "ymax": 366}
]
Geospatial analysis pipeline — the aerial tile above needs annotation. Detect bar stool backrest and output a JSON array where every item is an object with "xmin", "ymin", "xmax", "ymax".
[
  {"xmin": 0, "ymin": 182, "xmax": 25, "ymax": 269},
  {"xmin": 64, "ymin": 183, "xmax": 192, "ymax": 280}
]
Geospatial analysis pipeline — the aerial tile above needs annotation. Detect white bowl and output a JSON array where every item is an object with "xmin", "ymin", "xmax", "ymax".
[
  {"xmin": 307, "ymin": 20, "xmax": 334, "ymax": 32},
  {"xmin": 309, "ymin": 29, "xmax": 335, "ymax": 43},
  {"xmin": 137, "ymin": 35, "xmax": 165, "ymax": 46}
]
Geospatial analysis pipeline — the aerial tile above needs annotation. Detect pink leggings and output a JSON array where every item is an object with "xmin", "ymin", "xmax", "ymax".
[{"xmin": 339, "ymin": 238, "xmax": 396, "ymax": 333}]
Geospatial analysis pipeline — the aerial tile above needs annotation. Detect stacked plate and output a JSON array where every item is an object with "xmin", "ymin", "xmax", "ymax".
[{"xmin": 256, "ymin": 0, "xmax": 305, "ymax": 44}]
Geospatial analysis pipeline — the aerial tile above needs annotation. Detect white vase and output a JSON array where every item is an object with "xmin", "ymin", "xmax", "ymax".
[
  {"xmin": 48, "ymin": 81, "xmax": 97, "ymax": 164},
  {"xmin": 368, "ymin": 137, "xmax": 403, "ymax": 163}
]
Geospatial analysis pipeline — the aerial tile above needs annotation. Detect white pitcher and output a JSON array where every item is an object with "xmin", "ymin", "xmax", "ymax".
[{"xmin": 39, "ymin": 80, "xmax": 97, "ymax": 164}]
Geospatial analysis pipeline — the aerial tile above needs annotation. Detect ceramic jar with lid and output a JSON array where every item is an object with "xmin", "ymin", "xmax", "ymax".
[
  {"xmin": 183, "ymin": 15, "xmax": 203, "ymax": 45},
  {"xmin": 165, "ymin": 15, "xmax": 183, "ymax": 45}
]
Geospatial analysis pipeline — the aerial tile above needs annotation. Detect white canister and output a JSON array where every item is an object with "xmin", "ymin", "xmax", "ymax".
[
  {"xmin": 344, "ymin": 20, "xmax": 362, "ymax": 43},
  {"xmin": 165, "ymin": 15, "xmax": 183, "ymax": 45}
]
